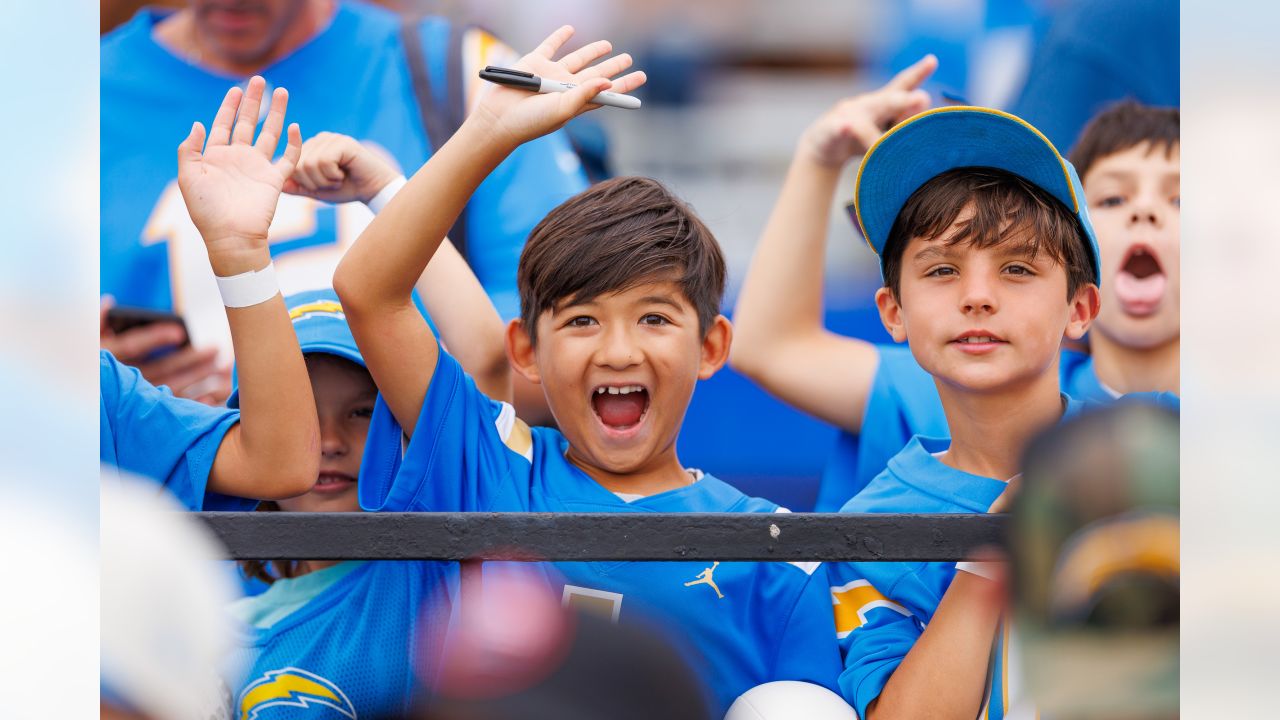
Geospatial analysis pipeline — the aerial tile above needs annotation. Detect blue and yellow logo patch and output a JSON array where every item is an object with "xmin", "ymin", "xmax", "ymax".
[
  {"xmin": 288, "ymin": 300, "xmax": 345, "ymax": 324},
  {"xmin": 238, "ymin": 667, "xmax": 357, "ymax": 719}
]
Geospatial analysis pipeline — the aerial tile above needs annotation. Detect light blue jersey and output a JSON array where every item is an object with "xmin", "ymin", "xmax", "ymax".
[
  {"xmin": 826, "ymin": 424, "xmax": 1089, "ymax": 720},
  {"xmin": 99, "ymin": 350, "xmax": 253, "ymax": 511},
  {"xmin": 828, "ymin": 394, "xmax": 1178, "ymax": 719},
  {"xmin": 358, "ymin": 349, "xmax": 844, "ymax": 716},
  {"xmin": 1059, "ymin": 347, "xmax": 1119, "ymax": 402},
  {"xmin": 814, "ymin": 345, "xmax": 1173, "ymax": 511},
  {"xmin": 226, "ymin": 560, "xmax": 456, "ymax": 719},
  {"xmin": 101, "ymin": 2, "xmax": 587, "ymax": 356},
  {"xmin": 814, "ymin": 345, "xmax": 943, "ymax": 512}
]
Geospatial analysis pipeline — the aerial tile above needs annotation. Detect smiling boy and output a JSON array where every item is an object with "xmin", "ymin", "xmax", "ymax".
[
  {"xmin": 732, "ymin": 75, "xmax": 1180, "ymax": 513},
  {"xmin": 333, "ymin": 27, "xmax": 842, "ymax": 715},
  {"xmin": 826, "ymin": 107, "xmax": 1108, "ymax": 720}
]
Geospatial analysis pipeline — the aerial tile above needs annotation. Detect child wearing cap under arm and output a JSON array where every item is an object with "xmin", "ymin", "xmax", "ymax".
[{"xmin": 223, "ymin": 132, "xmax": 514, "ymax": 719}]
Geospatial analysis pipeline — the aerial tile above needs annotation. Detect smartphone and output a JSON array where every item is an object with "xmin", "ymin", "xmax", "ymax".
[{"xmin": 105, "ymin": 306, "xmax": 191, "ymax": 350}]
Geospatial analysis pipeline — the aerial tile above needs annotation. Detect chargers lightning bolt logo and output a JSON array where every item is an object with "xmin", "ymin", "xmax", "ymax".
[{"xmin": 238, "ymin": 667, "xmax": 357, "ymax": 719}]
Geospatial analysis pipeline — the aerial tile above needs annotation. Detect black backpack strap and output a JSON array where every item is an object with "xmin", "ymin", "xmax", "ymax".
[{"xmin": 400, "ymin": 15, "xmax": 471, "ymax": 262}]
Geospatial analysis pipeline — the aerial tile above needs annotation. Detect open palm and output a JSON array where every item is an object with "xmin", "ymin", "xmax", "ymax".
[
  {"xmin": 474, "ymin": 25, "xmax": 648, "ymax": 148},
  {"xmin": 177, "ymin": 76, "xmax": 301, "ymax": 253}
]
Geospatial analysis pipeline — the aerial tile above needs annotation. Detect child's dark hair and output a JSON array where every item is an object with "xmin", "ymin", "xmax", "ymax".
[
  {"xmin": 517, "ymin": 176, "xmax": 725, "ymax": 345},
  {"xmin": 1069, "ymin": 100, "xmax": 1179, "ymax": 180},
  {"xmin": 239, "ymin": 503, "xmax": 303, "ymax": 585},
  {"xmin": 881, "ymin": 167, "xmax": 1095, "ymax": 301}
]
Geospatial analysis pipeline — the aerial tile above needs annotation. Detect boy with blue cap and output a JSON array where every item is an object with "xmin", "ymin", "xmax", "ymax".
[
  {"xmin": 732, "ymin": 62, "xmax": 1179, "ymax": 512},
  {"xmin": 823, "ymin": 104, "xmax": 1108, "ymax": 719}
]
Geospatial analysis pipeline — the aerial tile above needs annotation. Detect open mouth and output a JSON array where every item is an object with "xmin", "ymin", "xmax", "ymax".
[
  {"xmin": 590, "ymin": 384, "xmax": 650, "ymax": 433},
  {"xmin": 1114, "ymin": 244, "xmax": 1166, "ymax": 317}
]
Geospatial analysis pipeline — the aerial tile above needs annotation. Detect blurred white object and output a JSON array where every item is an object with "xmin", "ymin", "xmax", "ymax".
[
  {"xmin": 724, "ymin": 680, "xmax": 855, "ymax": 720},
  {"xmin": 101, "ymin": 476, "xmax": 242, "ymax": 719}
]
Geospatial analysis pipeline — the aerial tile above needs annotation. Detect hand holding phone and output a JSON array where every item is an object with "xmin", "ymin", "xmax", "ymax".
[{"xmin": 100, "ymin": 297, "xmax": 230, "ymax": 405}]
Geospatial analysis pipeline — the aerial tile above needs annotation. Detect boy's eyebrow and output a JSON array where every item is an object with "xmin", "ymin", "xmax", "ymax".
[
  {"xmin": 637, "ymin": 294, "xmax": 685, "ymax": 309},
  {"xmin": 912, "ymin": 244, "xmax": 953, "ymax": 263},
  {"xmin": 1089, "ymin": 170, "xmax": 1135, "ymax": 181}
]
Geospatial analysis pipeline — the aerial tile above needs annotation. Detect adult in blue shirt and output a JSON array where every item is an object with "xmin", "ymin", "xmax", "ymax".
[
  {"xmin": 101, "ymin": 0, "xmax": 588, "ymax": 409},
  {"xmin": 1010, "ymin": 0, "xmax": 1179, "ymax": 153}
]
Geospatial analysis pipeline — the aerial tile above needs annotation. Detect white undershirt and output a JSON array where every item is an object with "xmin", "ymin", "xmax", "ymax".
[{"xmin": 612, "ymin": 468, "xmax": 704, "ymax": 503}]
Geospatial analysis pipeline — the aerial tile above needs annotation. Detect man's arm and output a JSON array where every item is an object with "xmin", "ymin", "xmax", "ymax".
[
  {"xmin": 175, "ymin": 77, "xmax": 318, "ymax": 500},
  {"xmin": 730, "ymin": 56, "xmax": 936, "ymax": 433},
  {"xmin": 335, "ymin": 25, "xmax": 645, "ymax": 434}
]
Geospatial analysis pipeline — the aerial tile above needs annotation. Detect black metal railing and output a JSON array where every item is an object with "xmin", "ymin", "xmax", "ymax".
[{"xmin": 197, "ymin": 512, "xmax": 1006, "ymax": 562}]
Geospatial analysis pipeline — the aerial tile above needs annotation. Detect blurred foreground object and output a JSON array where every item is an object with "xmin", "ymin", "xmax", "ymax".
[
  {"xmin": 101, "ymin": 476, "xmax": 242, "ymax": 720},
  {"xmin": 421, "ymin": 566, "xmax": 712, "ymax": 720},
  {"xmin": 1013, "ymin": 403, "xmax": 1179, "ymax": 719}
]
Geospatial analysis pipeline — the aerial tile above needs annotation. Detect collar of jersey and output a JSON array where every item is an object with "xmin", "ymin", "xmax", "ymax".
[{"xmin": 550, "ymin": 434, "xmax": 744, "ymax": 512}]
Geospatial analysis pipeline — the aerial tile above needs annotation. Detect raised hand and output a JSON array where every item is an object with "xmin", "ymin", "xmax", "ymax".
[
  {"xmin": 799, "ymin": 55, "xmax": 938, "ymax": 168},
  {"xmin": 176, "ymin": 76, "xmax": 302, "ymax": 274},
  {"xmin": 470, "ymin": 25, "xmax": 647, "ymax": 149},
  {"xmin": 283, "ymin": 132, "xmax": 400, "ymax": 205}
]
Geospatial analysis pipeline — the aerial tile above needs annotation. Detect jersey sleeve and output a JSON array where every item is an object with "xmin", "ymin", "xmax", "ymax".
[
  {"xmin": 772, "ymin": 563, "xmax": 844, "ymax": 692},
  {"xmin": 358, "ymin": 347, "xmax": 532, "ymax": 513},
  {"xmin": 829, "ymin": 562, "xmax": 936, "ymax": 718},
  {"xmin": 457, "ymin": 32, "xmax": 589, "ymax": 322},
  {"xmin": 99, "ymin": 350, "xmax": 249, "ymax": 511}
]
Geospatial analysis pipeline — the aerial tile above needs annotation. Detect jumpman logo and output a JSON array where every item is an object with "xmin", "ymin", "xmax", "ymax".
[{"xmin": 684, "ymin": 561, "xmax": 724, "ymax": 599}]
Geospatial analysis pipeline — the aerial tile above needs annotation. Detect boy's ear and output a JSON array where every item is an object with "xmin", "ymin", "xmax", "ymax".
[
  {"xmin": 875, "ymin": 287, "xmax": 908, "ymax": 343},
  {"xmin": 697, "ymin": 315, "xmax": 733, "ymax": 380},
  {"xmin": 1065, "ymin": 283, "xmax": 1102, "ymax": 341},
  {"xmin": 505, "ymin": 319, "xmax": 541, "ymax": 385}
]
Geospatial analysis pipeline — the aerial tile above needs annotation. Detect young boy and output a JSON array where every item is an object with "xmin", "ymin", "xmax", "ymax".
[
  {"xmin": 826, "ymin": 107, "xmax": 1107, "ymax": 719},
  {"xmin": 100, "ymin": 76, "xmax": 318, "ymax": 510},
  {"xmin": 333, "ymin": 26, "xmax": 842, "ymax": 715},
  {"xmin": 731, "ymin": 61, "xmax": 1180, "ymax": 510},
  {"xmin": 1063, "ymin": 101, "xmax": 1179, "ymax": 399}
]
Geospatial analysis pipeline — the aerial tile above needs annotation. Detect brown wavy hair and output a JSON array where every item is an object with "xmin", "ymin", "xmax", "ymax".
[{"xmin": 517, "ymin": 176, "xmax": 726, "ymax": 345}]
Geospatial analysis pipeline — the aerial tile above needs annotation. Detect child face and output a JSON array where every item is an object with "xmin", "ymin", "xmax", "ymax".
[
  {"xmin": 1083, "ymin": 142, "xmax": 1180, "ymax": 350},
  {"xmin": 277, "ymin": 354, "xmax": 376, "ymax": 513},
  {"xmin": 877, "ymin": 209, "xmax": 1098, "ymax": 394},
  {"xmin": 513, "ymin": 279, "xmax": 729, "ymax": 476}
]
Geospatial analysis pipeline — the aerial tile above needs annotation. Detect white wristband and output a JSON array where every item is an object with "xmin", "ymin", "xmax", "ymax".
[
  {"xmin": 215, "ymin": 261, "xmax": 279, "ymax": 308},
  {"xmin": 364, "ymin": 175, "xmax": 407, "ymax": 214},
  {"xmin": 955, "ymin": 561, "xmax": 1002, "ymax": 582}
]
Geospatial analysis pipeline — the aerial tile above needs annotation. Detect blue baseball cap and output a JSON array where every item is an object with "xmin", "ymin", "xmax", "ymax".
[
  {"xmin": 847, "ymin": 106, "xmax": 1101, "ymax": 286},
  {"xmin": 227, "ymin": 288, "xmax": 364, "ymax": 408}
]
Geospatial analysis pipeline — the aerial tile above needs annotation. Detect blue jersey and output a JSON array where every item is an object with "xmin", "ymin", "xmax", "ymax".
[
  {"xmin": 226, "ymin": 560, "xmax": 455, "ymax": 719},
  {"xmin": 100, "ymin": 350, "xmax": 253, "ymax": 511},
  {"xmin": 813, "ymin": 345, "xmax": 1170, "ymax": 511},
  {"xmin": 358, "ymin": 349, "xmax": 844, "ymax": 716},
  {"xmin": 814, "ymin": 345, "xmax": 944, "ymax": 512},
  {"xmin": 1059, "ymin": 347, "xmax": 1117, "ymax": 402},
  {"xmin": 826, "ymin": 425, "xmax": 1092, "ymax": 720},
  {"xmin": 101, "ymin": 2, "xmax": 587, "ymax": 356},
  {"xmin": 1010, "ymin": 0, "xmax": 1179, "ymax": 153}
]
